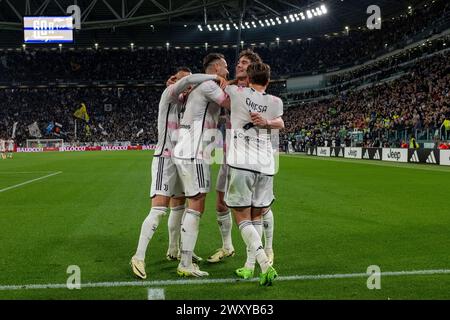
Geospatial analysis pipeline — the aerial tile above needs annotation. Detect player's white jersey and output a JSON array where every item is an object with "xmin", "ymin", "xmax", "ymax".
[
  {"xmin": 154, "ymin": 74, "xmax": 216, "ymax": 157},
  {"xmin": 7, "ymin": 140, "xmax": 14, "ymax": 151},
  {"xmin": 173, "ymin": 80, "xmax": 227, "ymax": 160},
  {"xmin": 0, "ymin": 140, "xmax": 5, "ymax": 152},
  {"xmin": 225, "ymin": 85, "xmax": 283, "ymax": 176}
]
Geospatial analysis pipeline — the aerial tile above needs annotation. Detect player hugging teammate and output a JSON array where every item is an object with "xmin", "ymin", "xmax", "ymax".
[
  {"xmin": 1, "ymin": 139, "xmax": 14, "ymax": 159},
  {"xmin": 131, "ymin": 50, "xmax": 283, "ymax": 286}
]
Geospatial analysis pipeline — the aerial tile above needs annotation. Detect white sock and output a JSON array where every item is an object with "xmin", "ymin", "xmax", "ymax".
[
  {"xmin": 135, "ymin": 207, "xmax": 167, "ymax": 260},
  {"xmin": 217, "ymin": 210, "xmax": 233, "ymax": 250},
  {"xmin": 180, "ymin": 209, "xmax": 201, "ymax": 268},
  {"xmin": 244, "ymin": 219, "xmax": 262, "ymax": 270},
  {"xmin": 239, "ymin": 221, "xmax": 271, "ymax": 273},
  {"xmin": 263, "ymin": 209, "xmax": 274, "ymax": 250},
  {"xmin": 167, "ymin": 205, "xmax": 185, "ymax": 255}
]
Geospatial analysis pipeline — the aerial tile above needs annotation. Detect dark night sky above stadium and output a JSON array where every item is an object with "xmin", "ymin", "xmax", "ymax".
[{"xmin": 0, "ymin": 0, "xmax": 418, "ymax": 46}]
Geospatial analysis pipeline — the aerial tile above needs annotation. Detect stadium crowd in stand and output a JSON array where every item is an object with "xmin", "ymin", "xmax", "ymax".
[
  {"xmin": 0, "ymin": 87, "xmax": 162, "ymax": 145},
  {"xmin": 283, "ymin": 50, "xmax": 450, "ymax": 150},
  {"xmin": 286, "ymin": 37, "xmax": 448, "ymax": 102},
  {"xmin": 0, "ymin": 0, "xmax": 448, "ymax": 82},
  {"xmin": 0, "ymin": 0, "xmax": 449, "ymax": 147}
]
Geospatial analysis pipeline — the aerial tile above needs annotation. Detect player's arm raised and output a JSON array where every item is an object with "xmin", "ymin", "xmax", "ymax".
[
  {"xmin": 203, "ymin": 80, "xmax": 230, "ymax": 110},
  {"xmin": 169, "ymin": 74, "xmax": 226, "ymax": 99}
]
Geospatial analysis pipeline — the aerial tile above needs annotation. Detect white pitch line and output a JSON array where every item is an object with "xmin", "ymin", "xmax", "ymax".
[
  {"xmin": 0, "ymin": 171, "xmax": 62, "ymax": 193},
  {"xmin": 0, "ymin": 171, "xmax": 56, "ymax": 174},
  {"xmin": 0, "ymin": 269, "xmax": 449, "ymax": 291},
  {"xmin": 284, "ymin": 154, "xmax": 450, "ymax": 173}
]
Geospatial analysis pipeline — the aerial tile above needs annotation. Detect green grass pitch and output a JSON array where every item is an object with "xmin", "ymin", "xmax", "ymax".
[{"xmin": 1, "ymin": 151, "xmax": 450, "ymax": 300}]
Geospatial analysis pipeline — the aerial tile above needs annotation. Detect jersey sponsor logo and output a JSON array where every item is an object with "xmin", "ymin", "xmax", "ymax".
[{"xmin": 246, "ymin": 98, "xmax": 268, "ymax": 113}]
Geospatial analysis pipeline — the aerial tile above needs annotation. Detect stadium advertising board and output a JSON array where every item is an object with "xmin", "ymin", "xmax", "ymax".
[
  {"xmin": 408, "ymin": 149, "xmax": 440, "ymax": 165},
  {"xmin": 362, "ymin": 148, "xmax": 382, "ymax": 161},
  {"xmin": 440, "ymin": 150, "xmax": 450, "ymax": 166},
  {"xmin": 16, "ymin": 147, "xmax": 44, "ymax": 153},
  {"xmin": 344, "ymin": 147, "xmax": 362, "ymax": 159},
  {"xmin": 306, "ymin": 146, "xmax": 316, "ymax": 156},
  {"xmin": 317, "ymin": 147, "xmax": 330, "ymax": 157},
  {"xmin": 382, "ymin": 148, "xmax": 408, "ymax": 162},
  {"xmin": 15, "ymin": 145, "xmax": 156, "ymax": 153},
  {"xmin": 330, "ymin": 147, "xmax": 344, "ymax": 157}
]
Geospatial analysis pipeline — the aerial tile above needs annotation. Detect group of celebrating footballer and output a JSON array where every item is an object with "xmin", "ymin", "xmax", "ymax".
[{"xmin": 130, "ymin": 49, "xmax": 284, "ymax": 286}]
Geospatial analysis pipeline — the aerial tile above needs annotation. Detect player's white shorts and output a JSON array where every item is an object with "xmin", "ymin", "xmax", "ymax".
[
  {"xmin": 174, "ymin": 159, "xmax": 211, "ymax": 197},
  {"xmin": 225, "ymin": 167, "xmax": 274, "ymax": 208},
  {"xmin": 150, "ymin": 156, "xmax": 184, "ymax": 198},
  {"xmin": 216, "ymin": 163, "xmax": 229, "ymax": 193},
  {"xmin": 7, "ymin": 144, "xmax": 14, "ymax": 152}
]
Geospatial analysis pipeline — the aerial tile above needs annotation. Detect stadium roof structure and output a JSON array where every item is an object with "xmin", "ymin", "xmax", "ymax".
[{"xmin": 0, "ymin": 0, "xmax": 418, "ymax": 46}]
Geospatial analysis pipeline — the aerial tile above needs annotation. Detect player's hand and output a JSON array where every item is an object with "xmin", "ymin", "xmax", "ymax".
[
  {"xmin": 166, "ymin": 75, "xmax": 177, "ymax": 87},
  {"xmin": 215, "ymin": 76, "xmax": 228, "ymax": 90},
  {"xmin": 250, "ymin": 112, "xmax": 268, "ymax": 128}
]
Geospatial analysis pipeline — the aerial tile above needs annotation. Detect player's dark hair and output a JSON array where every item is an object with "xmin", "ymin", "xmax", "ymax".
[
  {"xmin": 203, "ymin": 53, "xmax": 225, "ymax": 71},
  {"xmin": 239, "ymin": 49, "xmax": 262, "ymax": 64},
  {"xmin": 247, "ymin": 62, "xmax": 270, "ymax": 86},
  {"xmin": 177, "ymin": 66, "xmax": 192, "ymax": 73}
]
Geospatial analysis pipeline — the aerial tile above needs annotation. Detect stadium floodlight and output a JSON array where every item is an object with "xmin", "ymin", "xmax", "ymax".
[
  {"xmin": 316, "ymin": 7, "xmax": 323, "ymax": 16},
  {"xmin": 226, "ymin": 24, "xmax": 230, "ymax": 30},
  {"xmin": 312, "ymin": 9, "xmax": 318, "ymax": 16},
  {"xmin": 276, "ymin": 17, "xmax": 282, "ymax": 24},
  {"xmin": 294, "ymin": 14, "xmax": 299, "ymax": 21},
  {"xmin": 233, "ymin": 23, "xmax": 238, "ymax": 30},
  {"xmin": 251, "ymin": 21, "xmax": 257, "ymax": 28},
  {"xmin": 289, "ymin": 14, "xmax": 295, "ymax": 22},
  {"xmin": 213, "ymin": 24, "xmax": 218, "ymax": 31},
  {"xmin": 219, "ymin": 24, "xmax": 224, "ymax": 31},
  {"xmin": 320, "ymin": 4, "xmax": 328, "ymax": 14},
  {"xmin": 283, "ymin": 16, "xmax": 289, "ymax": 23},
  {"xmin": 265, "ymin": 19, "xmax": 270, "ymax": 26},
  {"xmin": 207, "ymin": 24, "xmax": 212, "ymax": 31},
  {"xmin": 269, "ymin": 18, "xmax": 275, "ymax": 25},
  {"xmin": 198, "ymin": 25, "xmax": 203, "ymax": 31},
  {"xmin": 259, "ymin": 20, "xmax": 265, "ymax": 27},
  {"xmin": 245, "ymin": 21, "xmax": 250, "ymax": 28},
  {"xmin": 300, "ymin": 12, "xmax": 306, "ymax": 20},
  {"xmin": 94, "ymin": 43, "xmax": 98, "ymax": 49},
  {"xmin": 306, "ymin": 10, "xmax": 313, "ymax": 19},
  {"xmin": 240, "ymin": 23, "xmax": 246, "ymax": 29},
  {"xmin": 58, "ymin": 43, "xmax": 62, "ymax": 47}
]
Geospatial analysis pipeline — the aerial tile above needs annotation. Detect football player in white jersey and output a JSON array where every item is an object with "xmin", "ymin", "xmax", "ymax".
[
  {"xmin": 0, "ymin": 139, "xmax": 6, "ymax": 160},
  {"xmin": 207, "ymin": 50, "xmax": 262, "ymax": 263},
  {"xmin": 225, "ymin": 62, "xmax": 284, "ymax": 286},
  {"xmin": 7, "ymin": 139, "xmax": 14, "ymax": 158},
  {"xmin": 131, "ymin": 67, "xmax": 227, "ymax": 279},
  {"xmin": 173, "ymin": 53, "xmax": 230, "ymax": 277},
  {"xmin": 208, "ymin": 50, "xmax": 276, "ymax": 266}
]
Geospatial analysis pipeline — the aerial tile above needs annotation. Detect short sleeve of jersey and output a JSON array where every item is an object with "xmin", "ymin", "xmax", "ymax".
[
  {"xmin": 224, "ymin": 84, "xmax": 237, "ymax": 97},
  {"xmin": 202, "ymin": 80, "xmax": 227, "ymax": 105},
  {"xmin": 272, "ymin": 96, "xmax": 284, "ymax": 118}
]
